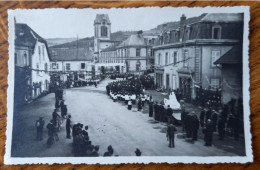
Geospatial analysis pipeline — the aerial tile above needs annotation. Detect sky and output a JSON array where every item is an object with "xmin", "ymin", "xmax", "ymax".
[{"xmin": 11, "ymin": 7, "xmax": 245, "ymax": 39}]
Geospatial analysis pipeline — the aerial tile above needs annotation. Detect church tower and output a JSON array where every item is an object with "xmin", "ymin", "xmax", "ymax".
[{"xmin": 94, "ymin": 14, "xmax": 111, "ymax": 54}]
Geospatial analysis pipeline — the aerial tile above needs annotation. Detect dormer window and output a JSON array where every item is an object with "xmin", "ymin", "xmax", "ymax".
[{"xmin": 212, "ymin": 25, "xmax": 221, "ymax": 39}]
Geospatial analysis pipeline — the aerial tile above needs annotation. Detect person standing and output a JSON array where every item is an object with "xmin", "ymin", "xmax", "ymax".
[
  {"xmin": 128, "ymin": 100, "xmax": 132, "ymax": 110},
  {"xmin": 154, "ymin": 102, "xmax": 159, "ymax": 121},
  {"xmin": 218, "ymin": 116, "xmax": 225, "ymax": 140},
  {"xmin": 137, "ymin": 97, "xmax": 142, "ymax": 111},
  {"xmin": 166, "ymin": 105, "xmax": 173, "ymax": 125},
  {"xmin": 35, "ymin": 117, "xmax": 45, "ymax": 141},
  {"xmin": 191, "ymin": 113, "xmax": 200, "ymax": 141},
  {"xmin": 204, "ymin": 119, "xmax": 214, "ymax": 146},
  {"xmin": 166, "ymin": 122, "xmax": 177, "ymax": 148},
  {"xmin": 66, "ymin": 115, "xmax": 72, "ymax": 139},
  {"xmin": 149, "ymin": 97, "xmax": 154, "ymax": 117},
  {"xmin": 199, "ymin": 107, "xmax": 206, "ymax": 128}
]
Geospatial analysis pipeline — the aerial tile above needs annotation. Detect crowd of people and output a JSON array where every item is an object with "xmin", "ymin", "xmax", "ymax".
[
  {"xmin": 35, "ymin": 88, "xmax": 142, "ymax": 156},
  {"xmin": 105, "ymin": 76, "xmax": 243, "ymax": 148}
]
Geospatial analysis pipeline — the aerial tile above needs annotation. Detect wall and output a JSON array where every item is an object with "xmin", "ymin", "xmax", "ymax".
[
  {"xmin": 201, "ymin": 45, "xmax": 232, "ymax": 89},
  {"xmin": 31, "ymin": 41, "xmax": 50, "ymax": 97},
  {"xmin": 221, "ymin": 64, "xmax": 242, "ymax": 104},
  {"xmin": 50, "ymin": 61, "xmax": 94, "ymax": 72}
]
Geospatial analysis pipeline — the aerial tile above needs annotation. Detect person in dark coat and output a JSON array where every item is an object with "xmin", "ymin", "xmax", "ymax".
[
  {"xmin": 204, "ymin": 119, "xmax": 214, "ymax": 146},
  {"xmin": 205, "ymin": 108, "xmax": 212, "ymax": 125},
  {"xmin": 181, "ymin": 107, "xmax": 187, "ymax": 131},
  {"xmin": 52, "ymin": 110, "xmax": 60, "ymax": 127},
  {"xmin": 135, "ymin": 148, "xmax": 142, "ymax": 156},
  {"xmin": 199, "ymin": 108, "xmax": 206, "ymax": 128},
  {"xmin": 185, "ymin": 113, "xmax": 192, "ymax": 138},
  {"xmin": 159, "ymin": 103, "xmax": 166, "ymax": 122},
  {"xmin": 166, "ymin": 122, "xmax": 177, "ymax": 148},
  {"xmin": 61, "ymin": 105, "xmax": 67, "ymax": 118},
  {"xmin": 103, "ymin": 145, "xmax": 114, "ymax": 157},
  {"xmin": 55, "ymin": 99, "xmax": 60, "ymax": 109},
  {"xmin": 154, "ymin": 102, "xmax": 159, "ymax": 121},
  {"xmin": 218, "ymin": 116, "xmax": 225, "ymax": 140},
  {"xmin": 166, "ymin": 105, "xmax": 173, "ymax": 124},
  {"xmin": 66, "ymin": 115, "xmax": 72, "ymax": 139},
  {"xmin": 211, "ymin": 111, "xmax": 218, "ymax": 132},
  {"xmin": 149, "ymin": 97, "xmax": 154, "ymax": 117},
  {"xmin": 90, "ymin": 145, "xmax": 99, "ymax": 157},
  {"xmin": 35, "ymin": 117, "xmax": 45, "ymax": 141},
  {"xmin": 137, "ymin": 97, "xmax": 142, "ymax": 111},
  {"xmin": 191, "ymin": 113, "xmax": 200, "ymax": 141}
]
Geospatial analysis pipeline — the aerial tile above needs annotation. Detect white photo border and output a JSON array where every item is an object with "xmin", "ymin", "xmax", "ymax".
[{"xmin": 5, "ymin": 6, "xmax": 252, "ymax": 164}]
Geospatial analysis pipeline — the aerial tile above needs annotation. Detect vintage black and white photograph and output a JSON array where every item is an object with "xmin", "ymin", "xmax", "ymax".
[{"xmin": 5, "ymin": 7, "xmax": 252, "ymax": 164}]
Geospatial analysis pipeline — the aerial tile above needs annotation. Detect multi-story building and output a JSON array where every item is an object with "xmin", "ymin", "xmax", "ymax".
[
  {"xmin": 95, "ymin": 14, "xmax": 154, "ymax": 74},
  {"xmin": 49, "ymin": 47, "xmax": 94, "ymax": 81},
  {"xmin": 153, "ymin": 13, "xmax": 243, "ymax": 102},
  {"xmin": 15, "ymin": 23, "xmax": 51, "ymax": 104}
]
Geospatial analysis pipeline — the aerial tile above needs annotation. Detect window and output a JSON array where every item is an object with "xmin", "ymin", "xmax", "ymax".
[
  {"xmin": 136, "ymin": 60, "xmax": 141, "ymax": 71},
  {"xmin": 212, "ymin": 25, "xmax": 221, "ymax": 39},
  {"xmin": 45, "ymin": 63, "xmax": 48, "ymax": 72},
  {"xmin": 136, "ymin": 48, "xmax": 141, "ymax": 57},
  {"xmin": 173, "ymin": 52, "xmax": 178, "ymax": 65},
  {"xmin": 42, "ymin": 46, "xmax": 45, "ymax": 61},
  {"xmin": 101, "ymin": 26, "xmax": 108, "ymax": 37},
  {"xmin": 183, "ymin": 50, "xmax": 188, "ymax": 67},
  {"xmin": 81, "ymin": 63, "xmax": 85, "ymax": 69},
  {"xmin": 211, "ymin": 50, "xmax": 221, "ymax": 67},
  {"xmin": 36, "ymin": 63, "xmax": 39, "ymax": 75},
  {"xmin": 15, "ymin": 53, "xmax": 17, "ymax": 65},
  {"xmin": 165, "ymin": 52, "xmax": 168, "ymax": 65},
  {"xmin": 211, "ymin": 78, "xmax": 220, "ymax": 88},
  {"xmin": 23, "ymin": 52, "xmax": 27, "ymax": 66},
  {"xmin": 38, "ymin": 46, "xmax": 41, "ymax": 63},
  {"xmin": 66, "ymin": 63, "xmax": 70, "ymax": 70},
  {"xmin": 52, "ymin": 63, "xmax": 56, "ymax": 69},
  {"xmin": 56, "ymin": 63, "xmax": 59, "ymax": 69},
  {"xmin": 158, "ymin": 53, "xmax": 161, "ymax": 65}
]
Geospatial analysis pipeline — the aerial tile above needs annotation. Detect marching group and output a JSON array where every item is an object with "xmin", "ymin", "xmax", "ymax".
[{"xmin": 105, "ymin": 77, "xmax": 242, "ymax": 148}]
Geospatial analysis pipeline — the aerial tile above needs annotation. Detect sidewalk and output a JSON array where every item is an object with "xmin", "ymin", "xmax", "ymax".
[{"xmin": 141, "ymin": 89, "xmax": 246, "ymax": 156}]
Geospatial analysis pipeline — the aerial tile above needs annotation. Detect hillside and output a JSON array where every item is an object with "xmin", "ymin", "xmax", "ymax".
[
  {"xmin": 49, "ymin": 21, "xmax": 179, "ymax": 49},
  {"xmin": 46, "ymin": 38, "xmax": 78, "ymax": 47}
]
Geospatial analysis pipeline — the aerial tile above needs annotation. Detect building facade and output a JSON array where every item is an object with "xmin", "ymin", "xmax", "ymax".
[
  {"xmin": 153, "ymin": 13, "xmax": 243, "ymax": 102},
  {"xmin": 15, "ymin": 23, "xmax": 51, "ymax": 104}
]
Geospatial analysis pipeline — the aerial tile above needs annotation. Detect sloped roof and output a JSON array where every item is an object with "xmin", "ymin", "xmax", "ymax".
[
  {"xmin": 94, "ymin": 14, "xmax": 111, "ymax": 24},
  {"xmin": 201, "ymin": 13, "xmax": 243, "ymax": 23},
  {"xmin": 101, "ymin": 43, "xmax": 120, "ymax": 52},
  {"xmin": 117, "ymin": 34, "xmax": 147, "ymax": 48},
  {"xmin": 15, "ymin": 23, "xmax": 51, "ymax": 60},
  {"xmin": 214, "ymin": 45, "xmax": 242, "ymax": 64},
  {"xmin": 50, "ymin": 47, "xmax": 93, "ymax": 61}
]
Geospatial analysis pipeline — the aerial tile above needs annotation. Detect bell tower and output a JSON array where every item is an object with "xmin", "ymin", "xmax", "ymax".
[{"xmin": 94, "ymin": 14, "xmax": 111, "ymax": 54}]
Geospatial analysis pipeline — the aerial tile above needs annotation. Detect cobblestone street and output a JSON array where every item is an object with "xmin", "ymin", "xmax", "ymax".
[{"xmin": 11, "ymin": 79, "xmax": 245, "ymax": 157}]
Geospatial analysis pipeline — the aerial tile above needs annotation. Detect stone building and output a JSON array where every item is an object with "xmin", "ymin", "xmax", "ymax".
[
  {"xmin": 153, "ymin": 13, "xmax": 243, "ymax": 102},
  {"xmin": 14, "ymin": 23, "xmax": 51, "ymax": 104}
]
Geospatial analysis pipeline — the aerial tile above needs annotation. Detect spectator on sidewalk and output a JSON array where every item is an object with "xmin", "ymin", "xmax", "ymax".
[
  {"xmin": 35, "ymin": 117, "xmax": 45, "ymax": 141},
  {"xmin": 103, "ymin": 145, "xmax": 114, "ymax": 157},
  {"xmin": 66, "ymin": 115, "xmax": 72, "ymax": 139},
  {"xmin": 166, "ymin": 121, "xmax": 177, "ymax": 148}
]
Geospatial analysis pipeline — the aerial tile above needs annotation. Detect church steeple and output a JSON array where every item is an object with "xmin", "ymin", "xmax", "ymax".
[{"xmin": 94, "ymin": 14, "xmax": 111, "ymax": 53}]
